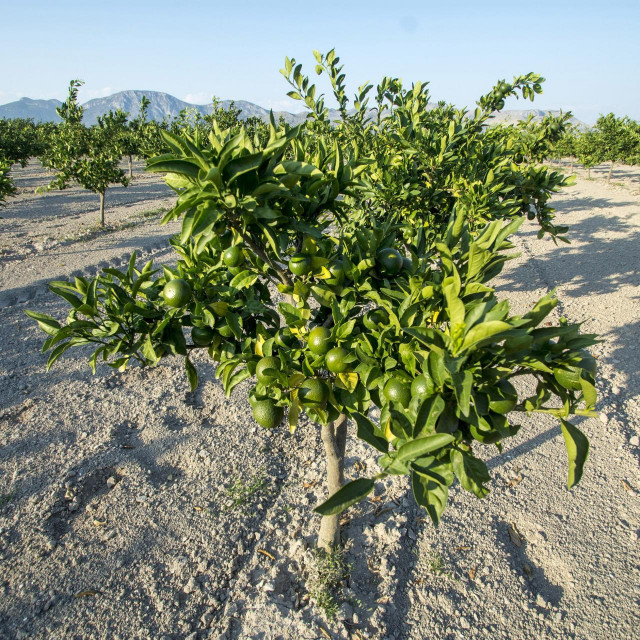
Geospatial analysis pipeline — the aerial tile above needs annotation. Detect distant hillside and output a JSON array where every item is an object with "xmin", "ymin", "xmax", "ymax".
[
  {"xmin": 489, "ymin": 108, "xmax": 587, "ymax": 129},
  {"xmin": 0, "ymin": 91, "xmax": 587, "ymax": 129},
  {"xmin": 0, "ymin": 97, "xmax": 62, "ymax": 122},
  {"xmin": 81, "ymin": 91, "xmax": 318, "ymax": 125}
]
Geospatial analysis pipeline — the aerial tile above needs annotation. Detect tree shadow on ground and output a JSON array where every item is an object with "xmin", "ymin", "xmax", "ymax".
[
  {"xmin": 499, "ymin": 214, "xmax": 639, "ymax": 298},
  {"xmin": 493, "ymin": 517, "xmax": 564, "ymax": 605},
  {"xmin": 0, "ymin": 302, "xmax": 293, "ymax": 639},
  {"xmin": 548, "ymin": 195, "xmax": 638, "ymax": 214},
  {"xmin": 3, "ymin": 180, "xmax": 173, "ymax": 222}
]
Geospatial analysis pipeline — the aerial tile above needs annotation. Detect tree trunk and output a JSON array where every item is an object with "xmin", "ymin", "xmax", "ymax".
[
  {"xmin": 588, "ymin": 167, "xmax": 591, "ymax": 179},
  {"xmin": 128, "ymin": 155, "xmax": 133, "ymax": 180},
  {"xmin": 607, "ymin": 161, "xmax": 614, "ymax": 184},
  {"xmin": 317, "ymin": 414, "xmax": 348, "ymax": 551},
  {"xmin": 570, "ymin": 159, "xmax": 574, "ymax": 172},
  {"xmin": 99, "ymin": 192, "xmax": 106, "ymax": 227}
]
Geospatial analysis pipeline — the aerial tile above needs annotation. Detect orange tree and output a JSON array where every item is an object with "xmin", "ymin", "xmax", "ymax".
[
  {"xmin": 27, "ymin": 53, "xmax": 598, "ymax": 552},
  {"xmin": 39, "ymin": 80, "xmax": 130, "ymax": 226},
  {"xmin": 0, "ymin": 117, "xmax": 44, "ymax": 205}
]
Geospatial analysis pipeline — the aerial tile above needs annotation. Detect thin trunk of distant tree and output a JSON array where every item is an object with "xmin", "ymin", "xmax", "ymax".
[
  {"xmin": 99, "ymin": 191, "xmax": 106, "ymax": 227},
  {"xmin": 128, "ymin": 155, "xmax": 133, "ymax": 180},
  {"xmin": 587, "ymin": 167, "xmax": 591, "ymax": 179},
  {"xmin": 607, "ymin": 161, "xmax": 614, "ymax": 184}
]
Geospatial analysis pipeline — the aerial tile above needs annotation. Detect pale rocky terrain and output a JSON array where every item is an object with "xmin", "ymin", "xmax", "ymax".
[{"xmin": 0, "ymin": 161, "xmax": 638, "ymax": 640}]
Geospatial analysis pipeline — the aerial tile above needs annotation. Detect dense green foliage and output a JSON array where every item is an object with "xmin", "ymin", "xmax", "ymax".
[
  {"xmin": 0, "ymin": 117, "xmax": 45, "ymax": 167},
  {"xmin": 28, "ymin": 52, "xmax": 599, "ymax": 532},
  {"xmin": 0, "ymin": 117, "xmax": 49, "ymax": 204},
  {"xmin": 0, "ymin": 159, "xmax": 17, "ymax": 206},
  {"xmin": 555, "ymin": 113, "xmax": 640, "ymax": 181}
]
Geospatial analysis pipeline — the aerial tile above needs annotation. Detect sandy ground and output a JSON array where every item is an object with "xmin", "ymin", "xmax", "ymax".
[{"xmin": 0, "ymin": 162, "xmax": 638, "ymax": 640}]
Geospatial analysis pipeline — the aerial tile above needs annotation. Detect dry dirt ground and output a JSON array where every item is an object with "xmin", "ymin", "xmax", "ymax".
[{"xmin": 0, "ymin": 161, "xmax": 638, "ymax": 640}]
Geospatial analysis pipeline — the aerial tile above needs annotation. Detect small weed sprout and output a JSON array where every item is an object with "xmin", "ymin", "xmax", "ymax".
[
  {"xmin": 223, "ymin": 470, "xmax": 267, "ymax": 511},
  {"xmin": 429, "ymin": 550, "xmax": 445, "ymax": 574},
  {"xmin": 309, "ymin": 547, "xmax": 350, "ymax": 620}
]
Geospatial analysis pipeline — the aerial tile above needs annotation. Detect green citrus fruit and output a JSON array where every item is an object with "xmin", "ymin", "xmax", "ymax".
[
  {"xmin": 256, "ymin": 356, "xmax": 281, "ymax": 384},
  {"xmin": 402, "ymin": 257, "xmax": 413, "ymax": 272},
  {"xmin": 275, "ymin": 328, "xmax": 299, "ymax": 349},
  {"xmin": 223, "ymin": 245, "xmax": 245, "ymax": 268},
  {"xmin": 411, "ymin": 374, "xmax": 433, "ymax": 399},
  {"xmin": 162, "ymin": 279, "xmax": 192, "ymax": 308},
  {"xmin": 363, "ymin": 309, "xmax": 389, "ymax": 331},
  {"xmin": 288, "ymin": 254, "xmax": 313, "ymax": 277},
  {"xmin": 376, "ymin": 248, "xmax": 404, "ymax": 276},
  {"xmin": 498, "ymin": 82, "xmax": 510, "ymax": 95},
  {"xmin": 300, "ymin": 378, "xmax": 329, "ymax": 405},
  {"xmin": 383, "ymin": 378, "xmax": 411, "ymax": 407},
  {"xmin": 326, "ymin": 260, "xmax": 346, "ymax": 286},
  {"xmin": 191, "ymin": 326, "xmax": 215, "ymax": 346},
  {"xmin": 326, "ymin": 347, "xmax": 350, "ymax": 374},
  {"xmin": 251, "ymin": 399, "xmax": 284, "ymax": 429},
  {"xmin": 307, "ymin": 326, "xmax": 332, "ymax": 355},
  {"xmin": 496, "ymin": 99, "xmax": 505, "ymax": 110},
  {"xmin": 488, "ymin": 379, "xmax": 518, "ymax": 413}
]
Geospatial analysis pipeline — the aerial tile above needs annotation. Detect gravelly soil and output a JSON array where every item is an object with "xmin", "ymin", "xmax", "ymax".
[{"xmin": 0, "ymin": 162, "xmax": 638, "ymax": 640}]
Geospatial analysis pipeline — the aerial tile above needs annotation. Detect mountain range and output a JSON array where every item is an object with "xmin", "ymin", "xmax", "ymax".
[{"xmin": 0, "ymin": 90, "xmax": 586, "ymax": 128}]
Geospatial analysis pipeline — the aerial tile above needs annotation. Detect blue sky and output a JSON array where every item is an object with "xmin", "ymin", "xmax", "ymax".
[{"xmin": 2, "ymin": 0, "xmax": 639, "ymax": 123}]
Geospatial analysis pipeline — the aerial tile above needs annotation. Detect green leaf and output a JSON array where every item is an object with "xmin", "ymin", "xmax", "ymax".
[
  {"xmin": 460, "ymin": 321, "xmax": 515, "ymax": 353},
  {"xmin": 24, "ymin": 310, "xmax": 61, "ymax": 336},
  {"xmin": 560, "ymin": 419, "xmax": 589, "ymax": 489},
  {"xmin": 411, "ymin": 470, "xmax": 449, "ymax": 527},
  {"xmin": 314, "ymin": 478, "xmax": 375, "ymax": 516},
  {"xmin": 275, "ymin": 160, "xmax": 323, "ymax": 178},
  {"xmin": 521, "ymin": 290, "xmax": 558, "ymax": 328},
  {"xmin": 428, "ymin": 351, "xmax": 446, "ymax": 389},
  {"xmin": 579, "ymin": 375, "xmax": 597, "ymax": 410},
  {"xmin": 185, "ymin": 357, "xmax": 198, "ymax": 391},
  {"xmin": 396, "ymin": 433, "xmax": 456, "ymax": 462},
  {"xmin": 48, "ymin": 285, "xmax": 83, "ymax": 309},
  {"xmin": 230, "ymin": 269, "xmax": 259, "ymax": 290},
  {"xmin": 452, "ymin": 370, "xmax": 473, "ymax": 417},
  {"xmin": 224, "ymin": 151, "xmax": 264, "ymax": 184},
  {"xmin": 414, "ymin": 394, "xmax": 446, "ymax": 437},
  {"xmin": 353, "ymin": 412, "xmax": 388, "ymax": 453},
  {"xmin": 336, "ymin": 319, "xmax": 356, "ymax": 340},
  {"xmin": 146, "ymin": 159, "xmax": 201, "ymax": 179},
  {"xmin": 46, "ymin": 341, "xmax": 73, "ymax": 371},
  {"xmin": 226, "ymin": 368, "xmax": 251, "ymax": 397},
  {"xmin": 451, "ymin": 450, "xmax": 490, "ymax": 498}
]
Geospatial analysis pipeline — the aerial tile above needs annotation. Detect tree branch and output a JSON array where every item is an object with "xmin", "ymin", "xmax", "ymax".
[{"xmin": 236, "ymin": 228, "xmax": 292, "ymax": 287}]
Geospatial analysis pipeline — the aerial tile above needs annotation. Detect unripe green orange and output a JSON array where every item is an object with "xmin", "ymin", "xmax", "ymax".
[
  {"xmin": 162, "ymin": 279, "xmax": 192, "ymax": 308},
  {"xmin": 307, "ymin": 326, "xmax": 332, "ymax": 355}
]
